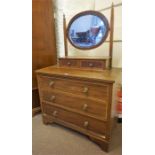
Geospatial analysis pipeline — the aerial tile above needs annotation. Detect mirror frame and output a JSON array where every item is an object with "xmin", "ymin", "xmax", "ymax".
[{"xmin": 67, "ymin": 10, "xmax": 110, "ymax": 50}]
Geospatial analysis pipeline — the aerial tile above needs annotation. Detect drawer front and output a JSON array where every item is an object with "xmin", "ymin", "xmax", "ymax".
[
  {"xmin": 42, "ymin": 90, "xmax": 108, "ymax": 119},
  {"xmin": 59, "ymin": 59, "xmax": 78, "ymax": 67},
  {"xmin": 81, "ymin": 60, "xmax": 105, "ymax": 69},
  {"xmin": 42, "ymin": 103, "xmax": 107, "ymax": 135},
  {"xmin": 38, "ymin": 76, "xmax": 110, "ymax": 101}
]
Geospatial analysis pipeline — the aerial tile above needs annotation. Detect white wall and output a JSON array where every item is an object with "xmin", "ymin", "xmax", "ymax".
[{"xmin": 53, "ymin": 0, "xmax": 122, "ymax": 68}]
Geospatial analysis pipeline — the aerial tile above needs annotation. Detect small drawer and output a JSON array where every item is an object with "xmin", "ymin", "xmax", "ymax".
[
  {"xmin": 37, "ymin": 76, "xmax": 110, "ymax": 101},
  {"xmin": 59, "ymin": 59, "xmax": 78, "ymax": 67},
  {"xmin": 81, "ymin": 60, "xmax": 105, "ymax": 69},
  {"xmin": 42, "ymin": 104, "xmax": 107, "ymax": 135},
  {"xmin": 42, "ymin": 90, "xmax": 108, "ymax": 120}
]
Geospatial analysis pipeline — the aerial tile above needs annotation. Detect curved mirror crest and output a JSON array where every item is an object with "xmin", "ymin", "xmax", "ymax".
[{"xmin": 67, "ymin": 11, "xmax": 109, "ymax": 49}]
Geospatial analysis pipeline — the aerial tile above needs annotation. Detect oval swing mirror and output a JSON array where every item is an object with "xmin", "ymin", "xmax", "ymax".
[{"xmin": 67, "ymin": 11, "xmax": 109, "ymax": 50}]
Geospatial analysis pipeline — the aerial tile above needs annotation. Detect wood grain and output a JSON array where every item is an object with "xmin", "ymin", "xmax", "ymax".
[
  {"xmin": 109, "ymin": 3, "xmax": 114, "ymax": 68},
  {"xmin": 36, "ymin": 65, "xmax": 120, "ymax": 83},
  {"xmin": 63, "ymin": 14, "xmax": 68, "ymax": 56},
  {"xmin": 42, "ymin": 103, "xmax": 107, "ymax": 135},
  {"xmin": 59, "ymin": 57, "xmax": 109, "ymax": 70},
  {"xmin": 32, "ymin": 0, "xmax": 57, "ymax": 114},
  {"xmin": 36, "ymin": 66, "xmax": 121, "ymax": 152},
  {"xmin": 37, "ymin": 75, "xmax": 110, "ymax": 100},
  {"xmin": 41, "ymin": 90, "xmax": 108, "ymax": 120}
]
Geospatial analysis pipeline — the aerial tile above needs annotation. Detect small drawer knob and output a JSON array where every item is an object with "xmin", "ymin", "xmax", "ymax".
[
  {"xmin": 67, "ymin": 62, "xmax": 71, "ymax": 65},
  {"xmin": 83, "ymin": 87, "xmax": 89, "ymax": 93},
  {"xmin": 84, "ymin": 121, "xmax": 89, "ymax": 128},
  {"xmin": 50, "ymin": 95, "xmax": 56, "ymax": 102},
  {"xmin": 52, "ymin": 111, "xmax": 58, "ymax": 117},
  {"xmin": 82, "ymin": 104, "xmax": 88, "ymax": 111},
  {"xmin": 49, "ymin": 81, "xmax": 55, "ymax": 87},
  {"xmin": 89, "ymin": 63, "xmax": 93, "ymax": 67}
]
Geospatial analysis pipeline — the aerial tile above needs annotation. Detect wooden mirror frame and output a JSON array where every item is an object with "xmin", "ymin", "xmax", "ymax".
[{"xmin": 66, "ymin": 10, "xmax": 110, "ymax": 50}]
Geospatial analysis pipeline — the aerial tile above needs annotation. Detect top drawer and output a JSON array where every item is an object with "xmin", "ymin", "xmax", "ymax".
[
  {"xmin": 37, "ymin": 75, "xmax": 110, "ymax": 101},
  {"xmin": 59, "ymin": 59, "xmax": 78, "ymax": 67}
]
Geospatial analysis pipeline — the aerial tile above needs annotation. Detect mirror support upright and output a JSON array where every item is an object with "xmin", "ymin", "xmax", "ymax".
[
  {"xmin": 109, "ymin": 3, "xmax": 114, "ymax": 69},
  {"xmin": 63, "ymin": 14, "xmax": 68, "ymax": 57}
]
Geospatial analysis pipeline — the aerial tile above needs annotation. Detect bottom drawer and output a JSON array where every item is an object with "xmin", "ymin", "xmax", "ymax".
[{"xmin": 42, "ymin": 103, "xmax": 107, "ymax": 135}]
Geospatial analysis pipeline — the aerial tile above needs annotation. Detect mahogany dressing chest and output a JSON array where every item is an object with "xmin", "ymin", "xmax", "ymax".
[
  {"xmin": 36, "ymin": 65, "xmax": 121, "ymax": 151},
  {"xmin": 36, "ymin": 6, "xmax": 121, "ymax": 152}
]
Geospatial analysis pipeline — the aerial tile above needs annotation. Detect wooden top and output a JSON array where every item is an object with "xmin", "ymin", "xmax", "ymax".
[
  {"xmin": 59, "ymin": 56, "xmax": 111, "ymax": 60},
  {"xmin": 36, "ymin": 65, "xmax": 121, "ymax": 84}
]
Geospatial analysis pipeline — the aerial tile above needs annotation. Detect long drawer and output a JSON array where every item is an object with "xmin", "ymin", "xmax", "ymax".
[
  {"xmin": 42, "ymin": 103, "xmax": 107, "ymax": 135},
  {"xmin": 37, "ymin": 75, "xmax": 110, "ymax": 100},
  {"xmin": 41, "ymin": 90, "xmax": 108, "ymax": 120}
]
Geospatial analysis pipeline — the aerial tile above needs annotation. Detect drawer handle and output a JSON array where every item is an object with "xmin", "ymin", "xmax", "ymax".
[
  {"xmin": 49, "ymin": 81, "xmax": 55, "ymax": 87},
  {"xmin": 84, "ymin": 121, "xmax": 89, "ymax": 128},
  {"xmin": 67, "ymin": 62, "xmax": 71, "ymax": 65},
  {"xmin": 89, "ymin": 63, "xmax": 93, "ymax": 67},
  {"xmin": 52, "ymin": 111, "xmax": 58, "ymax": 117},
  {"xmin": 82, "ymin": 104, "xmax": 88, "ymax": 111},
  {"xmin": 83, "ymin": 87, "xmax": 89, "ymax": 93},
  {"xmin": 50, "ymin": 95, "xmax": 56, "ymax": 102},
  {"xmin": 101, "ymin": 135, "xmax": 106, "ymax": 139}
]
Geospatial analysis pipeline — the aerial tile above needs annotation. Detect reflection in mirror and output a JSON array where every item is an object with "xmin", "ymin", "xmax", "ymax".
[{"xmin": 67, "ymin": 11, "xmax": 109, "ymax": 49}]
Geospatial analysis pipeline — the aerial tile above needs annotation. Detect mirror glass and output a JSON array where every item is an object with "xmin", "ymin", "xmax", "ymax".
[{"xmin": 67, "ymin": 11, "xmax": 109, "ymax": 50}]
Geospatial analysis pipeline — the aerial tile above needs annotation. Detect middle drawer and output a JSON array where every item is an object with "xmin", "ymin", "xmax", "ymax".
[{"xmin": 41, "ymin": 90, "xmax": 108, "ymax": 120}]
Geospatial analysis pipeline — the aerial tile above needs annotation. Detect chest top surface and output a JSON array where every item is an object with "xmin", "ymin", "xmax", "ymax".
[
  {"xmin": 36, "ymin": 65, "xmax": 121, "ymax": 84},
  {"xmin": 59, "ymin": 56, "xmax": 110, "ymax": 60}
]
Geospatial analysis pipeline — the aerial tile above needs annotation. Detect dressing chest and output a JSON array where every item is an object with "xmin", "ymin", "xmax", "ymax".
[
  {"xmin": 36, "ymin": 65, "xmax": 121, "ymax": 151},
  {"xmin": 36, "ymin": 6, "xmax": 121, "ymax": 152}
]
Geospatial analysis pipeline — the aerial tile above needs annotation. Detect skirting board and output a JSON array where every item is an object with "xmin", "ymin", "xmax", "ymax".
[{"xmin": 32, "ymin": 106, "xmax": 41, "ymax": 117}]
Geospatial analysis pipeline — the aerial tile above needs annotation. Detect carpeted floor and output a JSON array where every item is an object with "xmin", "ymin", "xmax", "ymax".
[{"xmin": 32, "ymin": 114, "xmax": 122, "ymax": 155}]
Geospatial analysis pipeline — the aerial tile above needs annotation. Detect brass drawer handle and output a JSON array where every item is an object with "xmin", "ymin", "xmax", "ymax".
[
  {"xmin": 82, "ymin": 104, "xmax": 88, "ymax": 111},
  {"xmin": 83, "ymin": 87, "xmax": 89, "ymax": 93},
  {"xmin": 84, "ymin": 121, "xmax": 89, "ymax": 128},
  {"xmin": 42, "ymin": 113, "xmax": 47, "ymax": 117},
  {"xmin": 101, "ymin": 135, "xmax": 106, "ymax": 139},
  {"xmin": 52, "ymin": 111, "xmax": 58, "ymax": 117},
  {"xmin": 50, "ymin": 95, "xmax": 56, "ymax": 102},
  {"xmin": 49, "ymin": 81, "xmax": 55, "ymax": 87}
]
